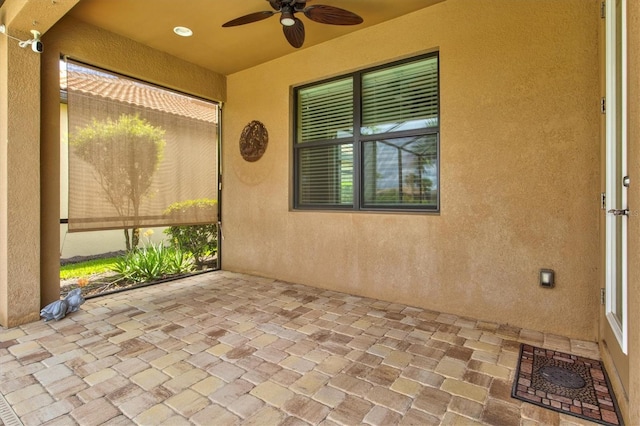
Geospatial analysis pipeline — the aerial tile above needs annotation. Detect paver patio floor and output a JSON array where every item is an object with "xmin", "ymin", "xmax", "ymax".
[{"xmin": 0, "ymin": 271, "xmax": 603, "ymax": 425}]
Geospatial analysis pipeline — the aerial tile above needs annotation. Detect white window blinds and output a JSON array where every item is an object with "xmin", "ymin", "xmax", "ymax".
[{"xmin": 64, "ymin": 60, "xmax": 219, "ymax": 231}]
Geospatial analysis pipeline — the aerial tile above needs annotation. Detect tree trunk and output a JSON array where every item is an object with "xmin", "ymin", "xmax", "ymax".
[
  {"xmin": 132, "ymin": 228, "xmax": 140, "ymax": 248},
  {"xmin": 124, "ymin": 228, "xmax": 131, "ymax": 252}
]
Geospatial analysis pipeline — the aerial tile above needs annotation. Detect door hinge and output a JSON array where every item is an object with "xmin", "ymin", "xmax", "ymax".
[
  {"xmin": 600, "ymin": 288, "xmax": 606, "ymax": 305},
  {"xmin": 601, "ymin": 97, "xmax": 606, "ymax": 114},
  {"xmin": 601, "ymin": 1, "xmax": 606, "ymax": 19},
  {"xmin": 601, "ymin": 192, "xmax": 606, "ymax": 210}
]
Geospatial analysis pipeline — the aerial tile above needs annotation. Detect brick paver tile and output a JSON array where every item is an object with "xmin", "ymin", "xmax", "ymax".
[
  {"xmin": 84, "ymin": 368, "xmax": 119, "ymax": 386},
  {"xmin": 366, "ymin": 386, "xmax": 412, "ymax": 414},
  {"xmin": 283, "ymin": 394, "xmax": 331, "ymax": 424},
  {"xmin": 150, "ymin": 349, "xmax": 190, "ymax": 369},
  {"xmin": 33, "ymin": 363, "xmax": 75, "ymax": 386},
  {"xmin": 313, "ymin": 386, "xmax": 346, "ymax": 408},
  {"xmin": 105, "ymin": 383, "xmax": 144, "ymax": 406},
  {"xmin": 329, "ymin": 373, "xmax": 372, "ymax": 396},
  {"xmin": 291, "ymin": 370, "xmax": 330, "ymax": 396},
  {"xmin": 159, "ymin": 415, "xmax": 193, "ymax": 426},
  {"xmin": 242, "ymin": 406, "xmax": 285, "ymax": 426},
  {"xmin": 462, "ymin": 370, "xmax": 492, "ymax": 388},
  {"xmin": 192, "ymin": 375, "xmax": 226, "ymax": 396},
  {"xmin": 482, "ymin": 398, "xmax": 521, "ymax": 425},
  {"xmin": 133, "ymin": 403, "xmax": 175, "ymax": 425},
  {"xmin": 165, "ymin": 389, "xmax": 209, "ymax": 417},
  {"xmin": 441, "ymin": 378, "xmax": 488, "ymax": 403},
  {"xmin": 363, "ymin": 405, "xmax": 402, "ymax": 426},
  {"xmin": 382, "ymin": 350, "xmax": 412, "ymax": 368},
  {"xmin": 207, "ymin": 361, "xmax": 246, "ymax": 382},
  {"xmin": 12, "ymin": 392, "xmax": 55, "ymax": 417},
  {"xmin": 131, "ymin": 368, "xmax": 170, "ymax": 390},
  {"xmin": 449, "ymin": 395, "xmax": 483, "ymax": 420},
  {"xmin": 280, "ymin": 355, "xmax": 316, "ymax": 373},
  {"xmin": 489, "ymin": 378, "xmax": 516, "ymax": 403},
  {"xmin": 521, "ymin": 400, "xmax": 561, "ymax": 424},
  {"xmin": 365, "ymin": 364, "xmax": 401, "ymax": 386},
  {"xmin": 113, "ymin": 357, "xmax": 150, "ymax": 377},
  {"xmin": 401, "ymin": 366, "xmax": 444, "ymax": 388},
  {"xmin": 189, "ymin": 404, "xmax": 241, "ymax": 426},
  {"xmin": 70, "ymin": 397, "xmax": 120, "ymax": 425},
  {"xmin": 412, "ymin": 386, "xmax": 451, "ymax": 417},
  {"xmin": 210, "ymin": 378, "xmax": 255, "ymax": 406},
  {"xmin": 399, "ymin": 408, "xmax": 441, "ymax": 425},
  {"xmin": 442, "ymin": 411, "xmax": 484, "ymax": 425},
  {"xmin": 227, "ymin": 394, "xmax": 265, "ymax": 418},
  {"xmin": 317, "ymin": 355, "xmax": 350, "ymax": 375},
  {"xmin": 328, "ymin": 395, "xmax": 372, "ymax": 425},
  {"xmin": 250, "ymin": 380, "xmax": 295, "ymax": 407},
  {"xmin": 20, "ymin": 399, "xmax": 76, "ymax": 426},
  {"xmin": 117, "ymin": 389, "xmax": 161, "ymax": 419},
  {"xmin": 163, "ymin": 367, "xmax": 208, "ymax": 393},
  {"xmin": 46, "ymin": 375, "xmax": 89, "ymax": 400},
  {"xmin": 390, "ymin": 377, "xmax": 422, "ymax": 397},
  {"xmin": 5, "ymin": 383, "xmax": 46, "ymax": 405},
  {"xmin": 434, "ymin": 356, "xmax": 466, "ymax": 379}
]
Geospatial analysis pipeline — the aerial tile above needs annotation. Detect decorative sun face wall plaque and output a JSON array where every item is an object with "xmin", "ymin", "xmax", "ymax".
[{"xmin": 239, "ymin": 120, "xmax": 268, "ymax": 162}]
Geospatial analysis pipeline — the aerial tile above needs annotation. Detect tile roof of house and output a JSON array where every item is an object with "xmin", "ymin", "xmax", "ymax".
[{"xmin": 64, "ymin": 71, "xmax": 218, "ymax": 124}]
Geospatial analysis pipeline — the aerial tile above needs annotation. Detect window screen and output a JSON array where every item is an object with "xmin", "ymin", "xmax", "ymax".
[{"xmin": 64, "ymin": 60, "xmax": 219, "ymax": 231}]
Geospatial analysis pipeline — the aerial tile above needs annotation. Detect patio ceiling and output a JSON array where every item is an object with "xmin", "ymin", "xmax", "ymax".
[{"xmin": 66, "ymin": 0, "xmax": 444, "ymax": 75}]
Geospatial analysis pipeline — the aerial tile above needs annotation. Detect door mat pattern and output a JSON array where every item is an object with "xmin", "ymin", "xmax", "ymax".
[{"xmin": 512, "ymin": 344, "xmax": 623, "ymax": 426}]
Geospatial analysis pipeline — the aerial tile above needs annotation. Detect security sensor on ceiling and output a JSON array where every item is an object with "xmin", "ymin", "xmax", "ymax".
[{"xmin": 0, "ymin": 25, "xmax": 43, "ymax": 53}]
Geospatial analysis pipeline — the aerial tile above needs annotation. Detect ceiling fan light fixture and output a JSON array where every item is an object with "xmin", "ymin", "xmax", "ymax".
[
  {"xmin": 280, "ymin": 7, "xmax": 296, "ymax": 26},
  {"xmin": 173, "ymin": 26, "xmax": 193, "ymax": 37}
]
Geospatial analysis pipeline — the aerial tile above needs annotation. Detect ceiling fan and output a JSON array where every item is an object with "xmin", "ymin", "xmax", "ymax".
[{"xmin": 222, "ymin": 0, "xmax": 363, "ymax": 48}]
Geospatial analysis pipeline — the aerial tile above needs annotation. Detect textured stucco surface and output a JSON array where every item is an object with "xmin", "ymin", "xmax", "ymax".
[
  {"xmin": 0, "ymin": 39, "xmax": 42, "ymax": 327},
  {"xmin": 223, "ymin": 0, "xmax": 601, "ymax": 340}
]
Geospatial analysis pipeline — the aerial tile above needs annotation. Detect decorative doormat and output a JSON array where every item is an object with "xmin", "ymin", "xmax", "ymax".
[{"xmin": 512, "ymin": 344, "xmax": 623, "ymax": 426}]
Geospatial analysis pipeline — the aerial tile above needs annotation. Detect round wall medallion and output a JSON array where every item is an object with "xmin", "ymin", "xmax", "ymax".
[{"xmin": 239, "ymin": 120, "xmax": 268, "ymax": 162}]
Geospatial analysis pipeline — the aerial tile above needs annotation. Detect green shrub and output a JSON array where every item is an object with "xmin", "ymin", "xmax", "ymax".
[
  {"xmin": 164, "ymin": 199, "xmax": 218, "ymax": 269},
  {"xmin": 113, "ymin": 240, "xmax": 194, "ymax": 283}
]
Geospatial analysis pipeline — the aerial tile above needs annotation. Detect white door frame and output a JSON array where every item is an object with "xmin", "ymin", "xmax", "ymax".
[{"xmin": 605, "ymin": 0, "xmax": 628, "ymax": 355}]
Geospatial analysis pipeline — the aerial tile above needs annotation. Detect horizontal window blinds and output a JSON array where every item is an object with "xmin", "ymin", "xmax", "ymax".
[
  {"xmin": 362, "ymin": 57, "xmax": 438, "ymax": 134},
  {"xmin": 65, "ymin": 60, "xmax": 219, "ymax": 232},
  {"xmin": 298, "ymin": 144, "xmax": 353, "ymax": 206},
  {"xmin": 297, "ymin": 78, "xmax": 353, "ymax": 143},
  {"xmin": 294, "ymin": 53, "xmax": 439, "ymax": 211}
]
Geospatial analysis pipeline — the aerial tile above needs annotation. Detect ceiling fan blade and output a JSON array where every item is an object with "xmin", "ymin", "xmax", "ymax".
[
  {"xmin": 303, "ymin": 4, "xmax": 363, "ymax": 25},
  {"xmin": 268, "ymin": 0, "xmax": 282, "ymax": 10},
  {"xmin": 283, "ymin": 18, "xmax": 305, "ymax": 48},
  {"xmin": 222, "ymin": 11, "xmax": 275, "ymax": 27}
]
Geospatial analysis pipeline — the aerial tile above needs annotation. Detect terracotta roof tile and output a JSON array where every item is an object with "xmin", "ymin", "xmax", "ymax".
[{"xmin": 64, "ymin": 71, "xmax": 217, "ymax": 123}]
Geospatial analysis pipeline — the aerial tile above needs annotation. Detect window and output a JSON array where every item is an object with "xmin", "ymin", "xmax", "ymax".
[{"xmin": 294, "ymin": 53, "xmax": 439, "ymax": 212}]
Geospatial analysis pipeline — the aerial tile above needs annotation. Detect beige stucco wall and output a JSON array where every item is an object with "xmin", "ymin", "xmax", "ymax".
[
  {"xmin": 0, "ymin": 31, "xmax": 42, "ymax": 327},
  {"xmin": 223, "ymin": 0, "xmax": 601, "ymax": 340}
]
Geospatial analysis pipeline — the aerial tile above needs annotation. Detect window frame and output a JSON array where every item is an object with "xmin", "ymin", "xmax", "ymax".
[{"xmin": 293, "ymin": 52, "xmax": 440, "ymax": 213}]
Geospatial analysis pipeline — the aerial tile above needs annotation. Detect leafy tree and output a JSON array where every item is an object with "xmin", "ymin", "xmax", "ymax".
[{"xmin": 70, "ymin": 114, "xmax": 166, "ymax": 251}]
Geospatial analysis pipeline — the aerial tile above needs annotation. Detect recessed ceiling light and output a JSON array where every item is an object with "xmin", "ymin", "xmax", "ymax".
[{"xmin": 173, "ymin": 26, "xmax": 193, "ymax": 37}]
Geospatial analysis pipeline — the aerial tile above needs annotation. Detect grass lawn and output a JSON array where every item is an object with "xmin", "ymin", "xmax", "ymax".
[{"xmin": 60, "ymin": 256, "xmax": 120, "ymax": 280}]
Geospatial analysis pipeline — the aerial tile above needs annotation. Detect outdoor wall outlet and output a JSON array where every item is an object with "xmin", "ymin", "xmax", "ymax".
[{"xmin": 540, "ymin": 269, "xmax": 555, "ymax": 288}]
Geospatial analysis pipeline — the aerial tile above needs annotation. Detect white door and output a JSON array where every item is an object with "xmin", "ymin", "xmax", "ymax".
[{"xmin": 605, "ymin": 0, "xmax": 628, "ymax": 355}]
